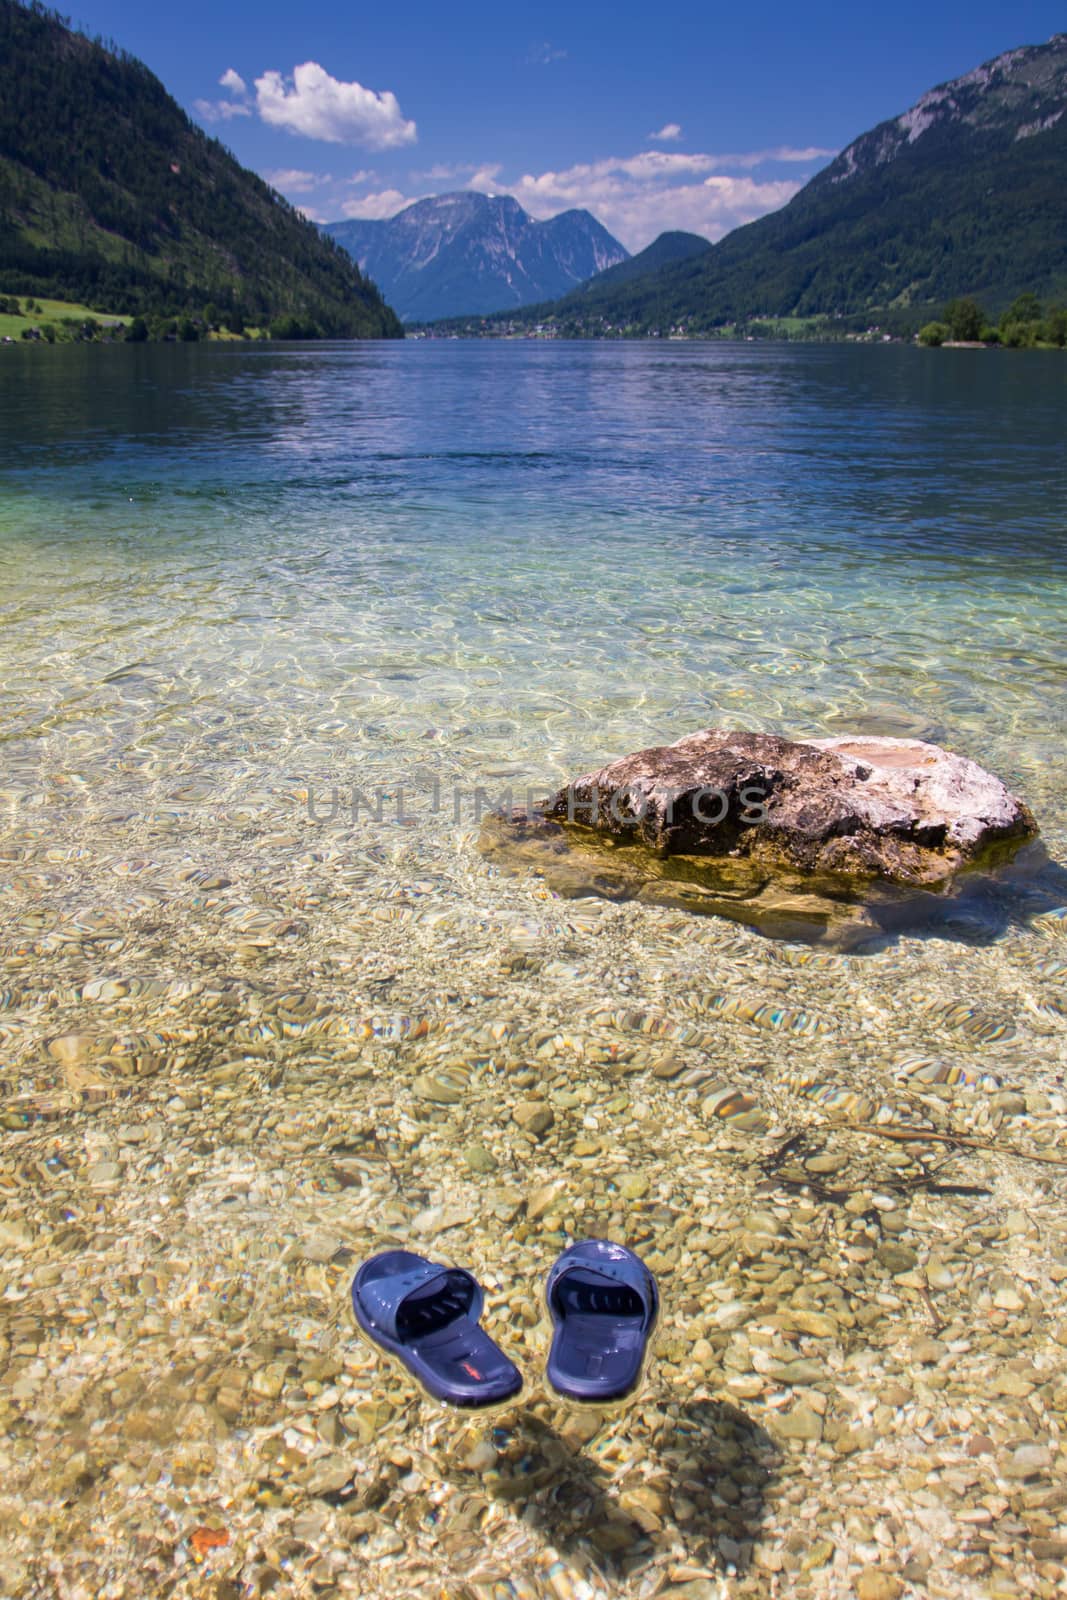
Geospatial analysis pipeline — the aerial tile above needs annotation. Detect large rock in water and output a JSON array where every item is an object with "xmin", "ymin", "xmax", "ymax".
[
  {"xmin": 546, "ymin": 731, "xmax": 1036, "ymax": 883},
  {"xmin": 479, "ymin": 731, "xmax": 1040, "ymax": 948}
]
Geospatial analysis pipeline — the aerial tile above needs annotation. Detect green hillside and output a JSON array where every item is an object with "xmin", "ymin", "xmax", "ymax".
[
  {"xmin": 482, "ymin": 35, "xmax": 1067, "ymax": 338},
  {"xmin": 572, "ymin": 230, "xmax": 710, "ymax": 293},
  {"xmin": 0, "ymin": 0, "xmax": 401, "ymax": 337}
]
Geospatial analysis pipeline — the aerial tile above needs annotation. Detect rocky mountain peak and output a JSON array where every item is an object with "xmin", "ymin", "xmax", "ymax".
[
  {"xmin": 826, "ymin": 32, "xmax": 1067, "ymax": 184},
  {"xmin": 323, "ymin": 191, "xmax": 628, "ymax": 321}
]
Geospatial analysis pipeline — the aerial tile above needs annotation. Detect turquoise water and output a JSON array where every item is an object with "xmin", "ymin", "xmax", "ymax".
[
  {"xmin": 2, "ymin": 339, "xmax": 1065, "ymax": 817},
  {"xmin": 1, "ymin": 341, "xmax": 1067, "ymax": 1593},
  {"xmin": 2, "ymin": 337, "xmax": 1066, "ymax": 1047}
]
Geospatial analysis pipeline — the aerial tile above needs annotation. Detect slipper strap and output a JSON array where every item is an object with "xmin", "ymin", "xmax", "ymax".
[
  {"xmin": 359, "ymin": 1262, "xmax": 475, "ymax": 1340},
  {"xmin": 548, "ymin": 1245, "xmax": 656, "ymax": 1328}
]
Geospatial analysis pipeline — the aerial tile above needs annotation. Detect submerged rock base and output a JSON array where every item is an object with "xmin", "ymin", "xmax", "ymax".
[{"xmin": 481, "ymin": 731, "xmax": 1041, "ymax": 948}]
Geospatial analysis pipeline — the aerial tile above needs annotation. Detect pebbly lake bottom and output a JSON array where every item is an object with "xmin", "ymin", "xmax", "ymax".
[{"xmin": 0, "ymin": 338, "xmax": 1065, "ymax": 1597}]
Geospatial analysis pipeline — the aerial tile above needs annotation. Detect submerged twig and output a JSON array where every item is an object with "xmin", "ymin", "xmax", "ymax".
[
  {"xmin": 761, "ymin": 1133, "xmax": 806, "ymax": 1172},
  {"xmin": 843, "ymin": 1122, "xmax": 1067, "ymax": 1168},
  {"xmin": 757, "ymin": 1130, "xmax": 992, "ymax": 1207},
  {"xmin": 916, "ymin": 1285, "xmax": 946, "ymax": 1335}
]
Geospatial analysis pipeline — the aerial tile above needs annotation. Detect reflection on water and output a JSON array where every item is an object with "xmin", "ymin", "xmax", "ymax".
[{"xmin": 0, "ymin": 339, "xmax": 1065, "ymax": 1596}]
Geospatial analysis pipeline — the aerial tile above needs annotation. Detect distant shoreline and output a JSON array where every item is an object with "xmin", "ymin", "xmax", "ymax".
[{"xmin": 7, "ymin": 331, "xmax": 1067, "ymax": 351}]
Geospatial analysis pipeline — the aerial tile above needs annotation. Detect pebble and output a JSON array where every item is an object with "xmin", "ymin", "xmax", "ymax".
[
  {"xmin": 303, "ymin": 1456, "xmax": 353, "ymax": 1497},
  {"xmin": 925, "ymin": 1254, "xmax": 955, "ymax": 1290},
  {"xmin": 712, "ymin": 1299, "xmax": 750, "ymax": 1330},
  {"xmin": 771, "ymin": 1403, "xmax": 823, "ymax": 1442},
  {"xmin": 835, "ymin": 1426, "xmax": 876, "ymax": 1456},
  {"xmin": 512, "ymin": 1101, "xmax": 555, "ymax": 1136},
  {"xmin": 877, "ymin": 1243, "xmax": 918, "ymax": 1274},
  {"xmin": 46, "ymin": 1032, "xmax": 98, "ymax": 1064},
  {"xmin": 855, "ymin": 1569, "xmax": 903, "ymax": 1600},
  {"xmin": 791, "ymin": 1310, "xmax": 838, "ymax": 1338},
  {"xmin": 87, "ymin": 1160, "xmax": 123, "ymax": 1187},
  {"xmin": 462, "ymin": 1143, "xmax": 498, "ymax": 1174},
  {"xmin": 412, "ymin": 1072, "xmax": 462, "ymax": 1105},
  {"xmin": 1005, "ymin": 1444, "xmax": 1052, "ymax": 1478},
  {"xmin": 300, "ymin": 1231, "xmax": 342, "ymax": 1263},
  {"xmin": 742, "ymin": 1210, "xmax": 784, "ymax": 1236},
  {"xmin": 804, "ymin": 1153, "xmax": 850, "ymax": 1174},
  {"xmin": 1030, "ymin": 1538, "xmax": 1067, "ymax": 1561},
  {"xmin": 250, "ymin": 1365, "xmax": 287, "ymax": 1400},
  {"xmin": 616, "ymin": 1172, "xmax": 650, "ymax": 1200},
  {"xmin": 411, "ymin": 1204, "xmax": 473, "ymax": 1238},
  {"xmin": 802, "ymin": 1539, "xmax": 836, "ymax": 1570},
  {"xmin": 526, "ymin": 1181, "xmax": 564, "ymax": 1221}
]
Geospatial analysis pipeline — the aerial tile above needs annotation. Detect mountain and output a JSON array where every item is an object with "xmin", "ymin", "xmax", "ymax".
[
  {"xmin": 573, "ymin": 231, "xmax": 709, "ymax": 293},
  {"xmin": 0, "ymin": 0, "xmax": 401, "ymax": 335},
  {"xmin": 323, "ymin": 192, "xmax": 628, "ymax": 321},
  {"xmin": 508, "ymin": 34, "xmax": 1067, "ymax": 335}
]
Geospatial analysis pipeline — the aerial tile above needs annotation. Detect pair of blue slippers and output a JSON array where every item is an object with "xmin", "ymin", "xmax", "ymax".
[{"xmin": 352, "ymin": 1237, "xmax": 658, "ymax": 1409}]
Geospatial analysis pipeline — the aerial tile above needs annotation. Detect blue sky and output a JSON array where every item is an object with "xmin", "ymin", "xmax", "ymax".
[{"xmin": 71, "ymin": 1, "xmax": 1067, "ymax": 249}]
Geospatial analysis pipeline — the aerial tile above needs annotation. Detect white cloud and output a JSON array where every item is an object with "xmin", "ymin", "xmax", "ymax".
[
  {"xmin": 333, "ymin": 161, "xmax": 801, "ymax": 250},
  {"xmin": 616, "ymin": 151, "xmax": 721, "ymax": 179},
  {"xmin": 195, "ymin": 66, "xmax": 252, "ymax": 123},
  {"xmin": 467, "ymin": 163, "xmax": 504, "ymax": 192},
  {"xmin": 194, "ymin": 97, "xmax": 251, "ymax": 122},
  {"xmin": 529, "ymin": 42, "xmax": 567, "ymax": 65},
  {"xmin": 495, "ymin": 153, "xmax": 806, "ymax": 249},
  {"xmin": 713, "ymin": 144, "xmax": 837, "ymax": 169},
  {"xmin": 649, "ymin": 123, "xmax": 682, "ymax": 142},
  {"xmin": 310, "ymin": 142, "xmax": 833, "ymax": 246},
  {"xmin": 338, "ymin": 188, "xmax": 419, "ymax": 220},
  {"xmin": 254, "ymin": 62, "xmax": 416, "ymax": 148},
  {"xmin": 264, "ymin": 168, "xmax": 327, "ymax": 194},
  {"xmin": 767, "ymin": 144, "xmax": 837, "ymax": 162},
  {"xmin": 414, "ymin": 160, "xmax": 503, "ymax": 184}
]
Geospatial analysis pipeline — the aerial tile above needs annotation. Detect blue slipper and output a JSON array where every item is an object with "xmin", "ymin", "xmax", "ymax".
[
  {"xmin": 545, "ymin": 1239, "xmax": 658, "ymax": 1404},
  {"xmin": 351, "ymin": 1250, "xmax": 522, "ymax": 1409}
]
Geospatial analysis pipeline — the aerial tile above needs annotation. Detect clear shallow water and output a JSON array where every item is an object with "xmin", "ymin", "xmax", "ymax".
[
  {"xmin": 2, "ymin": 340, "xmax": 1067, "ymax": 889},
  {"xmin": 1, "ymin": 336, "xmax": 1066, "ymax": 1103},
  {"xmin": 3, "ymin": 340, "xmax": 1065, "ymax": 809},
  {"xmin": 2, "ymin": 340, "xmax": 1067, "ymax": 1595}
]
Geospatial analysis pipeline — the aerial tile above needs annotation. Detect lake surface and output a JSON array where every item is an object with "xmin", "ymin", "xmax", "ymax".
[
  {"xmin": 1, "ymin": 339, "xmax": 1066, "ymax": 1595},
  {"xmin": 3, "ymin": 339, "xmax": 1065, "ymax": 829}
]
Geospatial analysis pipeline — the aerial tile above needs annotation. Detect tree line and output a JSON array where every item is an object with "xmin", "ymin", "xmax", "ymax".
[
  {"xmin": 7, "ymin": 302, "xmax": 333, "ymax": 343},
  {"xmin": 918, "ymin": 295, "xmax": 1067, "ymax": 348},
  {"xmin": 0, "ymin": 1, "xmax": 401, "ymax": 338}
]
